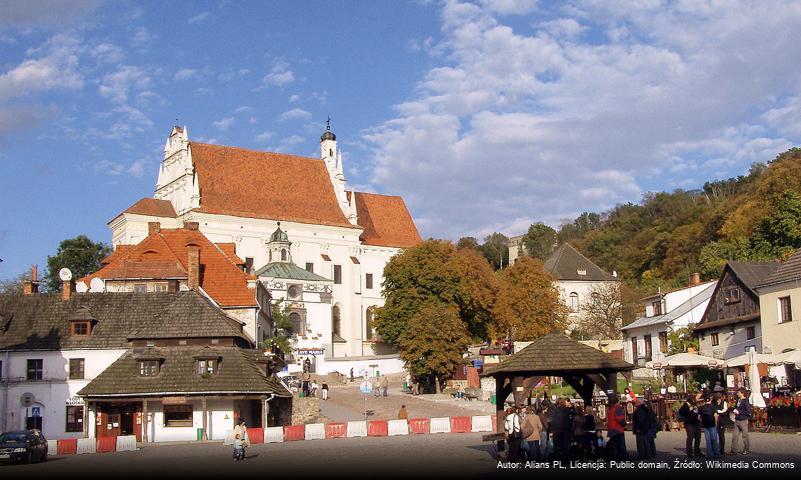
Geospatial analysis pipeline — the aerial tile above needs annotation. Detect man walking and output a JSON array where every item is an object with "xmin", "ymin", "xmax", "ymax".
[
  {"xmin": 504, "ymin": 407, "xmax": 523, "ymax": 461},
  {"xmin": 731, "ymin": 388, "xmax": 752, "ymax": 455},
  {"xmin": 678, "ymin": 394, "xmax": 702, "ymax": 457}
]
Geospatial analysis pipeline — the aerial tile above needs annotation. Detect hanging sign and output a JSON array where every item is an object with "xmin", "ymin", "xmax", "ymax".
[
  {"xmin": 296, "ymin": 348, "xmax": 325, "ymax": 356},
  {"xmin": 66, "ymin": 396, "xmax": 85, "ymax": 406},
  {"xmin": 162, "ymin": 396, "xmax": 187, "ymax": 405}
]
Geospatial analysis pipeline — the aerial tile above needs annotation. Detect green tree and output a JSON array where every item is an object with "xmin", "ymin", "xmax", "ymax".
[
  {"xmin": 480, "ymin": 232, "xmax": 509, "ymax": 270},
  {"xmin": 455, "ymin": 236, "xmax": 480, "ymax": 251},
  {"xmin": 45, "ymin": 235, "xmax": 111, "ymax": 292},
  {"xmin": 397, "ymin": 303, "xmax": 470, "ymax": 394},
  {"xmin": 492, "ymin": 256, "xmax": 566, "ymax": 342},
  {"xmin": 263, "ymin": 300, "xmax": 294, "ymax": 355},
  {"xmin": 751, "ymin": 190, "xmax": 801, "ymax": 258},
  {"xmin": 522, "ymin": 222, "xmax": 557, "ymax": 261},
  {"xmin": 668, "ymin": 326, "xmax": 699, "ymax": 355},
  {"xmin": 375, "ymin": 240, "xmax": 497, "ymax": 346}
]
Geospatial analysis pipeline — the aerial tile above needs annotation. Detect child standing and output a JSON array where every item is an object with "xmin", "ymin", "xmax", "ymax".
[{"xmin": 233, "ymin": 434, "xmax": 245, "ymax": 461}]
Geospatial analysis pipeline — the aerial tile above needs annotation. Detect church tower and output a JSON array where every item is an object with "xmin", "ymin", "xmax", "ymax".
[
  {"xmin": 266, "ymin": 222, "xmax": 292, "ymax": 263},
  {"xmin": 320, "ymin": 119, "xmax": 358, "ymax": 225},
  {"xmin": 155, "ymin": 125, "xmax": 200, "ymax": 215}
]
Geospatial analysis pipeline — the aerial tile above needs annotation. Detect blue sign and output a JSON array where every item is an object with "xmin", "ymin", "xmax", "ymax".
[
  {"xmin": 359, "ymin": 380, "xmax": 373, "ymax": 395},
  {"xmin": 31, "ymin": 406, "xmax": 41, "ymax": 417}
]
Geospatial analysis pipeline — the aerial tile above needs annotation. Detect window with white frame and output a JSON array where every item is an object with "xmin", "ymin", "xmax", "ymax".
[
  {"xmin": 779, "ymin": 296, "xmax": 793, "ymax": 324},
  {"xmin": 569, "ymin": 292, "xmax": 579, "ymax": 312}
]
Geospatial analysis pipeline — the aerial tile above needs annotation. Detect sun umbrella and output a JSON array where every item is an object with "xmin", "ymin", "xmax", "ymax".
[
  {"xmin": 726, "ymin": 352, "xmax": 780, "ymax": 367},
  {"xmin": 747, "ymin": 348, "xmax": 766, "ymax": 408},
  {"xmin": 645, "ymin": 352, "xmax": 726, "ymax": 369},
  {"xmin": 776, "ymin": 349, "xmax": 801, "ymax": 368}
]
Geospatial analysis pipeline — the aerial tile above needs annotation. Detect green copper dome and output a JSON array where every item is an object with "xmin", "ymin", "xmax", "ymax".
[{"xmin": 270, "ymin": 223, "xmax": 289, "ymax": 243}]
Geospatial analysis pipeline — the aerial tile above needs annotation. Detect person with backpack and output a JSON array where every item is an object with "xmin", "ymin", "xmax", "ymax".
[
  {"xmin": 606, "ymin": 393, "xmax": 628, "ymax": 460},
  {"xmin": 731, "ymin": 388, "xmax": 753, "ymax": 455},
  {"xmin": 678, "ymin": 394, "xmax": 702, "ymax": 457},
  {"xmin": 521, "ymin": 405, "xmax": 545, "ymax": 461}
]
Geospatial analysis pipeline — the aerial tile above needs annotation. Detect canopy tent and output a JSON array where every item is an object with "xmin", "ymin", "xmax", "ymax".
[
  {"xmin": 776, "ymin": 349, "xmax": 801, "ymax": 368},
  {"xmin": 645, "ymin": 352, "xmax": 726, "ymax": 369},
  {"xmin": 723, "ymin": 352, "xmax": 780, "ymax": 368},
  {"xmin": 481, "ymin": 333, "xmax": 634, "ymax": 433}
]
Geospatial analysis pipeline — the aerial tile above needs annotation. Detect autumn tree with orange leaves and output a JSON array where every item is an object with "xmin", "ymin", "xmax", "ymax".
[{"xmin": 492, "ymin": 256, "xmax": 567, "ymax": 343}]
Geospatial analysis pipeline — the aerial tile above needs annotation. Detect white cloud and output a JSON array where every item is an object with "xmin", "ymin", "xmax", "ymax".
[
  {"xmin": 130, "ymin": 26, "xmax": 154, "ymax": 47},
  {"xmin": 263, "ymin": 62, "xmax": 294, "ymax": 87},
  {"xmin": 273, "ymin": 134, "xmax": 304, "ymax": 152},
  {"xmin": 212, "ymin": 117, "xmax": 235, "ymax": 131},
  {"xmin": 89, "ymin": 43, "xmax": 124, "ymax": 63},
  {"xmin": 279, "ymin": 108, "xmax": 311, "ymax": 121},
  {"xmin": 98, "ymin": 65, "xmax": 150, "ymax": 103},
  {"xmin": 174, "ymin": 68, "xmax": 197, "ymax": 80},
  {"xmin": 188, "ymin": 11, "xmax": 210, "ymax": 24},
  {"xmin": 94, "ymin": 156, "xmax": 148, "ymax": 177},
  {"xmin": 254, "ymin": 130, "xmax": 274, "ymax": 143},
  {"xmin": 288, "ymin": 94, "xmax": 300, "ymax": 103},
  {"xmin": 364, "ymin": 0, "xmax": 801, "ymax": 240}
]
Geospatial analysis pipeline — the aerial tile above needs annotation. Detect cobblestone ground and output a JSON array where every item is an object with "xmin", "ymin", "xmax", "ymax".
[
  {"xmin": 4, "ymin": 430, "xmax": 799, "ymax": 479},
  {"xmin": 318, "ymin": 381, "xmax": 496, "ymax": 422}
]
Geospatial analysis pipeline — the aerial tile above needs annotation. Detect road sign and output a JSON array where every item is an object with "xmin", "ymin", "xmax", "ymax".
[
  {"xmin": 359, "ymin": 380, "xmax": 373, "ymax": 395},
  {"xmin": 31, "ymin": 406, "xmax": 41, "ymax": 417}
]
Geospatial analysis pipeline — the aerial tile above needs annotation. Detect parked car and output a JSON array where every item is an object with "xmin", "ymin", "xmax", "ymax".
[
  {"xmin": 277, "ymin": 373, "xmax": 301, "ymax": 390},
  {"xmin": 0, "ymin": 430, "xmax": 48, "ymax": 464}
]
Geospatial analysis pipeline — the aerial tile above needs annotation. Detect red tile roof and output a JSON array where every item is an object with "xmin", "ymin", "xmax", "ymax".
[
  {"xmin": 82, "ymin": 228, "xmax": 257, "ymax": 307},
  {"xmin": 353, "ymin": 192, "xmax": 421, "ymax": 248},
  {"xmin": 190, "ymin": 143, "xmax": 359, "ymax": 229},
  {"xmin": 215, "ymin": 243, "xmax": 245, "ymax": 265},
  {"xmin": 122, "ymin": 198, "xmax": 177, "ymax": 218}
]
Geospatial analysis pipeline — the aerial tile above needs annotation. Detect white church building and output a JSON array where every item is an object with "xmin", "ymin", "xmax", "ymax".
[{"xmin": 106, "ymin": 124, "xmax": 420, "ymax": 375}]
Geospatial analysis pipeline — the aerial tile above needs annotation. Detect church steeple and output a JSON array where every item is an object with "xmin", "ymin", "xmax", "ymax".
[{"xmin": 319, "ymin": 118, "xmax": 358, "ymax": 226}]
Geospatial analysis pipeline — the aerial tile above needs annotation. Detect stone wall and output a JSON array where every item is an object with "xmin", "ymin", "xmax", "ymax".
[{"xmin": 291, "ymin": 395, "xmax": 322, "ymax": 425}]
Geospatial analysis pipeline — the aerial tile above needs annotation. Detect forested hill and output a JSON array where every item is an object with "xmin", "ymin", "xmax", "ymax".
[{"xmin": 558, "ymin": 147, "xmax": 801, "ymax": 290}]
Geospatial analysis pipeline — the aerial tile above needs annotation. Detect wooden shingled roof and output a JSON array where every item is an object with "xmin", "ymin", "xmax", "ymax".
[
  {"xmin": 79, "ymin": 346, "xmax": 291, "ymax": 398},
  {"xmin": 481, "ymin": 334, "xmax": 634, "ymax": 377}
]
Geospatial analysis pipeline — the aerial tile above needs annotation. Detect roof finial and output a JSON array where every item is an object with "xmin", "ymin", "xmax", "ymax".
[{"xmin": 326, "ymin": 116, "xmax": 331, "ymax": 131}]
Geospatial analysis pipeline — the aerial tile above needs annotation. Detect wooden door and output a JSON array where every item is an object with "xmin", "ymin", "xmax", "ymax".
[{"xmin": 106, "ymin": 413, "xmax": 121, "ymax": 437}]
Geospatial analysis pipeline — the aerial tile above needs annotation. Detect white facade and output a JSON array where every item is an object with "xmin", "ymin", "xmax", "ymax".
[
  {"xmin": 109, "ymin": 127, "xmax": 406, "ymax": 372},
  {"xmin": 0, "ymin": 349, "xmax": 126, "ymax": 439},
  {"xmin": 556, "ymin": 279, "xmax": 618, "ymax": 328},
  {"xmin": 622, "ymin": 281, "xmax": 716, "ymax": 374}
]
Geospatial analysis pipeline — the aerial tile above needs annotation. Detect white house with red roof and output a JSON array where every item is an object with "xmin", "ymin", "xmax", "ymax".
[{"xmin": 105, "ymin": 124, "xmax": 421, "ymax": 375}]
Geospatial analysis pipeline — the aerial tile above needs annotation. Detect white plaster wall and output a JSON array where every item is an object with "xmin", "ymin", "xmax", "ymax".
[
  {"xmin": 1, "ymin": 349, "xmax": 126, "ymax": 439},
  {"xmin": 698, "ymin": 322, "xmax": 762, "ymax": 360},
  {"xmin": 757, "ymin": 284, "xmax": 801, "ymax": 355},
  {"xmin": 147, "ymin": 399, "xmax": 235, "ymax": 443},
  {"xmin": 319, "ymin": 355, "xmax": 405, "ymax": 376}
]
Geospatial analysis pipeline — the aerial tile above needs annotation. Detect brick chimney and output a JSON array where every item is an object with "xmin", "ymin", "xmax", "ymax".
[
  {"xmin": 61, "ymin": 279, "xmax": 75, "ymax": 301},
  {"xmin": 148, "ymin": 222, "xmax": 161, "ymax": 235},
  {"xmin": 184, "ymin": 221, "xmax": 199, "ymax": 231},
  {"xmin": 689, "ymin": 272, "xmax": 701, "ymax": 287},
  {"xmin": 22, "ymin": 265, "xmax": 39, "ymax": 295},
  {"xmin": 187, "ymin": 245, "xmax": 200, "ymax": 289}
]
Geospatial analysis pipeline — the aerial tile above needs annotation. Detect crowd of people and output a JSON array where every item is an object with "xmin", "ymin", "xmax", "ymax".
[
  {"xmin": 678, "ymin": 387, "xmax": 753, "ymax": 458},
  {"xmin": 502, "ymin": 386, "xmax": 757, "ymax": 462}
]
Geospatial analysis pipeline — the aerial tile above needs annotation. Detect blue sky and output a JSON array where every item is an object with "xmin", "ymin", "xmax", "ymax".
[{"xmin": 2, "ymin": 0, "xmax": 801, "ymax": 280}]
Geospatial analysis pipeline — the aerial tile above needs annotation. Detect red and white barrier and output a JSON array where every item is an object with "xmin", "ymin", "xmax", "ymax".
[
  {"xmin": 247, "ymin": 428, "xmax": 264, "ymax": 444},
  {"xmin": 387, "ymin": 419, "xmax": 408, "ymax": 436},
  {"xmin": 326, "ymin": 422, "xmax": 347, "ymax": 439},
  {"xmin": 47, "ymin": 439, "xmax": 58, "ymax": 455},
  {"xmin": 57, "ymin": 438, "xmax": 77, "ymax": 455},
  {"xmin": 471, "ymin": 415, "xmax": 493, "ymax": 433},
  {"xmin": 305, "ymin": 423, "xmax": 326, "ymax": 440},
  {"xmin": 265, "ymin": 426, "xmax": 284, "ymax": 443},
  {"xmin": 450, "ymin": 416, "xmax": 471, "ymax": 433},
  {"xmin": 284, "ymin": 425, "xmax": 305, "ymax": 441},
  {"xmin": 430, "ymin": 417, "xmax": 451, "ymax": 434},
  {"xmin": 116, "ymin": 435, "xmax": 137, "ymax": 452},
  {"xmin": 96, "ymin": 436, "xmax": 116, "ymax": 453},
  {"xmin": 347, "ymin": 421, "xmax": 367, "ymax": 438},
  {"xmin": 367, "ymin": 420, "xmax": 388, "ymax": 437},
  {"xmin": 408, "ymin": 417, "xmax": 430, "ymax": 434},
  {"xmin": 77, "ymin": 438, "xmax": 96, "ymax": 454}
]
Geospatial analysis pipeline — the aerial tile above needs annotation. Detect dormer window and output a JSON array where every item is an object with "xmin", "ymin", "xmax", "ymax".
[
  {"xmin": 139, "ymin": 361, "xmax": 160, "ymax": 376},
  {"xmin": 197, "ymin": 359, "xmax": 217, "ymax": 375},
  {"xmin": 70, "ymin": 321, "xmax": 90, "ymax": 337}
]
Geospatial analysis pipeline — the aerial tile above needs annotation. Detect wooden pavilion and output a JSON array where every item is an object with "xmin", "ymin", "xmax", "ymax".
[{"xmin": 481, "ymin": 333, "xmax": 635, "ymax": 432}]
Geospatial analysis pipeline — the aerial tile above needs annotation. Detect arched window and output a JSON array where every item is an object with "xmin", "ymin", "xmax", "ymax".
[
  {"xmin": 569, "ymin": 292, "xmax": 579, "ymax": 312},
  {"xmin": 329, "ymin": 149, "xmax": 333, "ymax": 157},
  {"xmin": 332, "ymin": 305, "xmax": 341, "ymax": 336},
  {"xmin": 365, "ymin": 308, "xmax": 374, "ymax": 340},
  {"xmin": 281, "ymin": 249, "xmax": 287, "ymax": 261}
]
